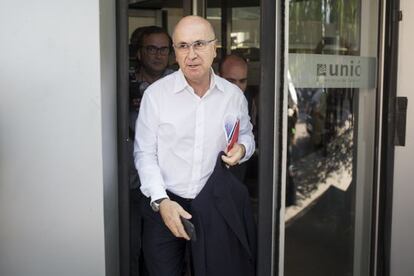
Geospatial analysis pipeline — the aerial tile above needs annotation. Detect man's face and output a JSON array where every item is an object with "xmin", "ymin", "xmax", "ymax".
[
  {"xmin": 138, "ymin": 33, "xmax": 170, "ymax": 76},
  {"xmin": 173, "ymin": 20, "xmax": 216, "ymax": 85},
  {"xmin": 221, "ymin": 63, "xmax": 248, "ymax": 92}
]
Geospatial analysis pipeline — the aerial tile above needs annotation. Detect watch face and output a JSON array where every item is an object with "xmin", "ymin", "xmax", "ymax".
[{"xmin": 150, "ymin": 201, "xmax": 159, "ymax": 212}]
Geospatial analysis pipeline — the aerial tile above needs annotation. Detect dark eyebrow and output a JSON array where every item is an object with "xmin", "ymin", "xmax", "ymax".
[{"xmin": 146, "ymin": 44, "xmax": 169, "ymax": 47}]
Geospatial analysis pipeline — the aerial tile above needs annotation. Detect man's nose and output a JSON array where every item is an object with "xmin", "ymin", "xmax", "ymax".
[
  {"xmin": 188, "ymin": 45, "xmax": 198, "ymax": 59},
  {"xmin": 154, "ymin": 50, "xmax": 163, "ymax": 57}
]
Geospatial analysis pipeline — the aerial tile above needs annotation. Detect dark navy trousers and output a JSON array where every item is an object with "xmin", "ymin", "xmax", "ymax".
[
  {"xmin": 140, "ymin": 192, "xmax": 192, "ymax": 276},
  {"xmin": 141, "ymin": 153, "xmax": 256, "ymax": 276}
]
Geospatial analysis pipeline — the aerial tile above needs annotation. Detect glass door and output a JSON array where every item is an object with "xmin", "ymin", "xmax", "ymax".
[{"xmin": 284, "ymin": 0, "xmax": 380, "ymax": 275}]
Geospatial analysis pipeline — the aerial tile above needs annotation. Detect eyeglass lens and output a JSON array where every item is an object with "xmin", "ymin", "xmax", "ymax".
[{"xmin": 145, "ymin": 45, "xmax": 170, "ymax": 55}]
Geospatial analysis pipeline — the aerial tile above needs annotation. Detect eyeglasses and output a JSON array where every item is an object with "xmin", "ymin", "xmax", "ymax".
[
  {"xmin": 173, "ymin": 39, "xmax": 216, "ymax": 53},
  {"xmin": 143, "ymin": 45, "xmax": 170, "ymax": 56}
]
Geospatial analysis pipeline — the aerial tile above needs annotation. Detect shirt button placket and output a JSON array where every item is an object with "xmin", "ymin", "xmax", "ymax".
[{"xmin": 190, "ymin": 100, "xmax": 205, "ymax": 197}]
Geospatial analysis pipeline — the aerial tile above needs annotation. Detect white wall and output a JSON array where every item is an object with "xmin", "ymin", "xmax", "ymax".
[
  {"xmin": 391, "ymin": 0, "xmax": 414, "ymax": 275},
  {"xmin": 0, "ymin": 0, "xmax": 118, "ymax": 275}
]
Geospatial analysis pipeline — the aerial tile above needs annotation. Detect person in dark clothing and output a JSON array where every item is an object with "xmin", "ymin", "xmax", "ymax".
[
  {"xmin": 129, "ymin": 26, "xmax": 174, "ymax": 134},
  {"xmin": 128, "ymin": 25, "xmax": 174, "ymax": 276},
  {"xmin": 219, "ymin": 54, "xmax": 257, "ymax": 184}
]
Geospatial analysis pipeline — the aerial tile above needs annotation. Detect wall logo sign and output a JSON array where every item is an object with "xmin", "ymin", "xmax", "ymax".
[
  {"xmin": 316, "ymin": 64, "xmax": 328, "ymax": 76},
  {"xmin": 289, "ymin": 54, "xmax": 377, "ymax": 89},
  {"xmin": 316, "ymin": 61, "xmax": 361, "ymax": 77}
]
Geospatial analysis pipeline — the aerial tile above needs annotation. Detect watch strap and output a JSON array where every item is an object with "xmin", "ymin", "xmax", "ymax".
[{"xmin": 150, "ymin": 197, "xmax": 168, "ymax": 212}]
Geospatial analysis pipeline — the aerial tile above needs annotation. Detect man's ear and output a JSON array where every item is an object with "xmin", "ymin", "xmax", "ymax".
[
  {"xmin": 213, "ymin": 44, "xmax": 217, "ymax": 58},
  {"xmin": 136, "ymin": 49, "xmax": 141, "ymax": 61}
]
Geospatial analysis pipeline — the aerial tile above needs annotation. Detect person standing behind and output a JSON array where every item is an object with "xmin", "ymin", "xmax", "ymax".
[
  {"xmin": 128, "ymin": 25, "xmax": 174, "ymax": 276},
  {"xmin": 219, "ymin": 54, "xmax": 248, "ymax": 92},
  {"xmin": 219, "ymin": 54, "xmax": 258, "ymax": 136},
  {"xmin": 219, "ymin": 54, "xmax": 257, "ymax": 183},
  {"xmin": 129, "ymin": 26, "xmax": 174, "ymax": 135},
  {"xmin": 134, "ymin": 16, "xmax": 255, "ymax": 275}
]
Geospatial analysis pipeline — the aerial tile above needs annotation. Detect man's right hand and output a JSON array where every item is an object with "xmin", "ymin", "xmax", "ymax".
[{"xmin": 159, "ymin": 198, "xmax": 192, "ymax": 240}]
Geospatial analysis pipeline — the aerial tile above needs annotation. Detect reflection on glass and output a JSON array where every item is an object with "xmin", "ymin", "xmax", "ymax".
[
  {"xmin": 207, "ymin": 5, "xmax": 260, "ymax": 62},
  {"xmin": 285, "ymin": 0, "xmax": 377, "ymax": 275},
  {"xmin": 231, "ymin": 7, "xmax": 260, "ymax": 61},
  {"xmin": 206, "ymin": 8, "xmax": 222, "ymax": 50}
]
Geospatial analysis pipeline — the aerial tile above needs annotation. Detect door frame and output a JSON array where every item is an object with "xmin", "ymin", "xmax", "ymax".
[
  {"xmin": 257, "ymin": 0, "xmax": 284, "ymax": 275},
  {"xmin": 277, "ymin": 0, "xmax": 399, "ymax": 275},
  {"xmin": 116, "ymin": 0, "xmax": 130, "ymax": 275},
  {"xmin": 375, "ymin": 0, "xmax": 401, "ymax": 275},
  {"xmin": 115, "ymin": 0, "xmax": 283, "ymax": 275}
]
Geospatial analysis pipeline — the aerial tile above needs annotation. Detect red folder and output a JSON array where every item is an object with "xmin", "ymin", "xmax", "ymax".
[{"xmin": 226, "ymin": 119, "xmax": 240, "ymax": 152}]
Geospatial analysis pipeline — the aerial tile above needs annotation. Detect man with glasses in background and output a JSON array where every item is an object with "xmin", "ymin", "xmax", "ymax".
[
  {"xmin": 130, "ymin": 26, "xmax": 174, "ymax": 135},
  {"xmin": 134, "ymin": 16, "xmax": 255, "ymax": 275},
  {"xmin": 128, "ymin": 25, "xmax": 174, "ymax": 276}
]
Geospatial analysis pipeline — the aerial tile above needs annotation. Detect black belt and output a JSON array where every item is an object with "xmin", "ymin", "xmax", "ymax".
[{"xmin": 166, "ymin": 190, "xmax": 194, "ymax": 204}]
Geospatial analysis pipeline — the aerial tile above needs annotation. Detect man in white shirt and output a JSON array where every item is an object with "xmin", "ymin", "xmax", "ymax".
[{"xmin": 134, "ymin": 15, "xmax": 255, "ymax": 275}]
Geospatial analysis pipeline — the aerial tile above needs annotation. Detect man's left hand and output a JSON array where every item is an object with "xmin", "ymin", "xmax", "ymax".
[{"xmin": 221, "ymin": 143, "xmax": 246, "ymax": 166}]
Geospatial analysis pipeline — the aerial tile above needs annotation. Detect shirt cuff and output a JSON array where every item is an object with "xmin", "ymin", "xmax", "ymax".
[
  {"xmin": 238, "ymin": 142, "xmax": 251, "ymax": 164},
  {"xmin": 149, "ymin": 189, "xmax": 169, "ymax": 204}
]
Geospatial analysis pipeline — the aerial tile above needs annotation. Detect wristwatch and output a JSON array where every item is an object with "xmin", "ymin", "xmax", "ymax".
[{"xmin": 150, "ymin": 197, "xmax": 168, "ymax": 212}]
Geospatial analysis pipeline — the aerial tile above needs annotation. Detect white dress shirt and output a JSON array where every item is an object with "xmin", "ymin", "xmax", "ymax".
[{"xmin": 134, "ymin": 69, "xmax": 255, "ymax": 201}]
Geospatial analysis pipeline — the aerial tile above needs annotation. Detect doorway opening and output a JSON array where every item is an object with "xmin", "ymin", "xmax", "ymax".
[{"xmin": 117, "ymin": 0, "xmax": 272, "ymax": 275}]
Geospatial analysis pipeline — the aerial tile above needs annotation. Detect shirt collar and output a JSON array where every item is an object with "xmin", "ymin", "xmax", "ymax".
[
  {"xmin": 210, "ymin": 69, "xmax": 225, "ymax": 93},
  {"xmin": 173, "ymin": 68, "xmax": 225, "ymax": 94}
]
